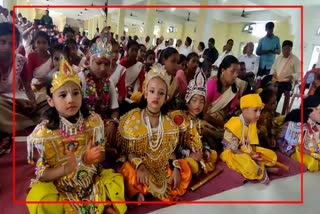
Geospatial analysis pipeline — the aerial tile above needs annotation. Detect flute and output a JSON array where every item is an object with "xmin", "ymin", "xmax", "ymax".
[
  {"xmin": 256, "ymin": 152, "xmax": 290, "ymax": 171},
  {"xmin": 190, "ymin": 169, "xmax": 223, "ymax": 192}
]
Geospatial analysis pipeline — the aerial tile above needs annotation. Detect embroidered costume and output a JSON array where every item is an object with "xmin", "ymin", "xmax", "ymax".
[
  {"xmin": 117, "ymin": 65, "xmax": 192, "ymax": 201},
  {"xmin": 26, "ymin": 60, "xmax": 127, "ymax": 214},
  {"xmin": 169, "ymin": 70, "xmax": 217, "ymax": 174}
]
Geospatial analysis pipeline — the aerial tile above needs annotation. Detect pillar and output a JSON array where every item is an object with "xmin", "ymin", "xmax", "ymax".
[
  {"xmin": 116, "ymin": 8, "xmax": 125, "ymax": 41},
  {"xmin": 143, "ymin": 0, "xmax": 156, "ymax": 40}
]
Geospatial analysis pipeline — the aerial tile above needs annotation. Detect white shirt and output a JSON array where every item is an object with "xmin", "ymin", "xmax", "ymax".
[
  {"xmin": 213, "ymin": 51, "xmax": 233, "ymax": 68},
  {"xmin": 179, "ymin": 45, "xmax": 192, "ymax": 57},
  {"xmin": 270, "ymin": 53, "xmax": 300, "ymax": 83},
  {"xmin": 238, "ymin": 54, "xmax": 259, "ymax": 75}
]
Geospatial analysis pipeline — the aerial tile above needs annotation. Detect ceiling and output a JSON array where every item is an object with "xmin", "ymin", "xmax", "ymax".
[{"xmin": 27, "ymin": 0, "xmax": 296, "ymax": 25}]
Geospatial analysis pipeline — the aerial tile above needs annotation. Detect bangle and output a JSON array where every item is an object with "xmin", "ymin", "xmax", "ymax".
[
  {"xmin": 169, "ymin": 159, "xmax": 181, "ymax": 171},
  {"xmin": 131, "ymin": 157, "xmax": 143, "ymax": 170}
]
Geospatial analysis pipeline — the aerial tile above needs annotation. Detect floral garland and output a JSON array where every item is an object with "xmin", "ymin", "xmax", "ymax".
[{"xmin": 83, "ymin": 72, "xmax": 111, "ymax": 117}]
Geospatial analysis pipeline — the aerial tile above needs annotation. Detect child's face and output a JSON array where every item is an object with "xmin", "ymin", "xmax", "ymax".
[
  {"xmin": 265, "ymin": 95, "xmax": 277, "ymax": 112},
  {"xmin": 177, "ymin": 59, "xmax": 187, "ymax": 71},
  {"xmin": 145, "ymin": 54, "xmax": 155, "ymax": 66},
  {"xmin": 187, "ymin": 94, "xmax": 205, "ymax": 116},
  {"xmin": 164, "ymin": 53, "xmax": 179, "ymax": 76},
  {"xmin": 145, "ymin": 77, "xmax": 167, "ymax": 113},
  {"xmin": 268, "ymin": 82, "xmax": 278, "ymax": 93},
  {"xmin": 111, "ymin": 45, "xmax": 120, "ymax": 63},
  {"xmin": 137, "ymin": 46, "xmax": 146, "ymax": 60},
  {"xmin": 187, "ymin": 56, "xmax": 199, "ymax": 73},
  {"xmin": 52, "ymin": 51, "xmax": 63, "ymax": 68},
  {"xmin": 35, "ymin": 37, "xmax": 49, "ymax": 53},
  {"xmin": 128, "ymin": 45, "xmax": 139, "ymax": 60},
  {"xmin": 90, "ymin": 56, "xmax": 111, "ymax": 78},
  {"xmin": 48, "ymin": 81, "xmax": 82, "ymax": 118},
  {"xmin": 242, "ymin": 107, "xmax": 262, "ymax": 123},
  {"xmin": 309, "ymin": 108, "xmax": 320, "ymax": 123}
]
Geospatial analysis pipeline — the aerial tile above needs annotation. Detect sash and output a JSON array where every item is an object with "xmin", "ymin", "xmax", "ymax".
[
  {"xmin": 125, "ymin": 61, "xmax": 143, "ymax": 90},
  {"xmin": 273, "ymin": 55, "xmax": 292, "ymax": 82},
  {"xmin": 110, "ymin": 64, "xmax": 126, "ymax": 86},
  {"xmin": 31, "ymin": 57, "xmax": 52, "ymax": 85}
]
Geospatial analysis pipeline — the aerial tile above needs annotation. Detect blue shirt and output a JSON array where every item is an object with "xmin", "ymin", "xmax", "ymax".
[{"xmin": 256, "ymin": 35, "xmax": 280, "ymax": 70}]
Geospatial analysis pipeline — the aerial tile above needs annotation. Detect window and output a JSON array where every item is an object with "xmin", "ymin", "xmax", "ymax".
[
  {"xmin": 242, "ymin": 22, "xmax": 267, "ymax": 38},
  {"xmin": 308, "ymin": 45, "xmax": 320, "ymax": 70},
  {"xmin": 167, "ymin": 26, "xmax": 177, "ymax": 33}
]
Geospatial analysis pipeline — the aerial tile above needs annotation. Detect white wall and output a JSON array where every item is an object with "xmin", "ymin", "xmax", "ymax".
[{"xmin": 304, "ymin": 6, "xmax": 320, "ymax": 72}]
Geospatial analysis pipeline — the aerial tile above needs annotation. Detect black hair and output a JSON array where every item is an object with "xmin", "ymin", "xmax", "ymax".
[
  {"xmin": 260, "ymin": 74, "xmax": 273, "ymax": 89},
  {"xmin": 217, "ymin": 55, "xmax": 239, "ymax": 93},
  {"xmin": 201, "ymin": 58, "xmax": 212, "ymax": 71},
  {"xmin": 266, "ymin": 22, "xmax": 274, "ymax": 30},
  {"xmin": 187, "ymin": 52, "xmax": 199, "ymax": 62},
  {"xmin": 138, "ymin": 95, "xmax": 169, "ymax": 115},
  {"xmin": 127, "ymin": 40, "xmax": 139, "ymax": 51},
  {"xmin": 315, "ymin": 86, "xmax": 320, "ymax": 96},
  {"xmin": 259, "ymin": 88, "xmax": 276, "ymax": 104},
  {"xmin": 282, "ymin": 40, "xmax": 293, "ymax": 48},
  {"xmin": 199, "ymin": 42, "xmax": 205, "ymax": 50},
  {"xmin": 226, "ymin": 39, "xmax": 233, "ymax": 44},
  {"xmin": 186, "ymin": 37, "xmax": 192, "ymax": 46},
  {"xmin": 63, "ymin": 26, "xmax": 75, "ymax": 37},
  {"xmin": 145, "ymin": 49, "xmax": 155, "ymax": 59},
  {"xmin": 64, "ymin": 38, "xmax": 77, "ymax": 59},
  {"xmin": 178, "ymin": 54, "xmax": 187, "ymax": 64},
  {"xmin": 32, "ymin": 30, "xmax": 50, "ymax": 47},
  {"xmin": 285, "ymin": 95, "xmax": 320, "ymax": 123},
  {"xmin": 208, "ymin": 38, "xmax": 215, "ymax": 45},
  {"xmin": 43, "ymin": 76, "xmax": 90, "ymax": 130},
  {"xmin": 159, "ymin": 47, "xmax": 179, "ymax": 65},
  {"xmin": 49, "ymin": 43, "xmax": 64, "ymax": 56},
  {"xmin": 0, "ymin": 22, "xmax": 21, "ymax": 48}
]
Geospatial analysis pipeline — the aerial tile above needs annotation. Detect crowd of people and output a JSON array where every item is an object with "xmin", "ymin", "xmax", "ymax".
[{"xmin": 1, "ymin": 7, "xmax": 319, "ymax": 214}]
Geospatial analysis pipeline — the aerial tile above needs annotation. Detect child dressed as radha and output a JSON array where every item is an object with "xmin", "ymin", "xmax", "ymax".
[
  {"xmin": 220, "ymin": 93, "xmax": 281, "ymax": 184},
  {"xmin": 26, "ymin": 60, "xmax": 127, "ymax": 214},
  {"xmin": 169, "ymin": 69, "xmax": 217, "ymax": 175},
  {"xmin": 117, "ymin": 65, "xmax": 192, "ymax": 202}
]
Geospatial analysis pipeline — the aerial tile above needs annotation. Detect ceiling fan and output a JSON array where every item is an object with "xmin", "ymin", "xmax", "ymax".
[
  {"xmin": 185, "ymin": 12, "xmax": 195, "ymax": 22},
  {"xmin": 156, "ymin": 9, "xmax": 165, "ymax": 12},
  {"xmin": 241, "ymin": 9, "xmax": 248, "ymax": 18}
]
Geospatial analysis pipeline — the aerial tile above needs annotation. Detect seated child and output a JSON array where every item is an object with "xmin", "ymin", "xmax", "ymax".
[{"xmin": 220, "ymin": 93, "xmax": 280, "ymax": 184}]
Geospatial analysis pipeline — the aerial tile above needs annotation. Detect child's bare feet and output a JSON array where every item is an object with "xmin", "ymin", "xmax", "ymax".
[{"xmin": 136, "ymin": 193, "xmax": 145, "ymax": 206}]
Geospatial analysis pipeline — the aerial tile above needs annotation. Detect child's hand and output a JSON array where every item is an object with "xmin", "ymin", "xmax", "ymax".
[
  {"xmin": 64, "ymin": 149, "xmax": 77, "ymax": 175},
  {"xmin": 190, "ymin": 151, "xmax": 202, "ymax": 161},
  {"xmin": 137, "ymin": 164, "xmax": 149, "ymax": 186},
  {"xmin": 251, "ymin": 152, "xmax": 263, "ymax": 161},
  {"xmin": 204, "ymin": 149, "xmax": 211, "ymax": 162},
  {"xmin": 83, "ymin": 140, "xmax": 104, "ymax": 165},
  {"xmin": 169, "ymin": 168, "xmax": 181, "ymax": 189}
]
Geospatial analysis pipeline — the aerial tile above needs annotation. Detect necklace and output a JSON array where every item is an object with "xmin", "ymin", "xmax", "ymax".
[
  {"xmin": 306, "ymin": 119, "xmax": 320, "ymax": 153},
  {"xmin": 59, "ymin": 112, "xmax": 85, "ymax": 138},
  {"xmin": 83, "ymin": 71, "xmax": 110, "ymax": 117},
  {"xmin": 146, "ymin": 107, "xmax": 160, "ymax": 117},
  {"xmin": 240, "ymin": 114, "xmax": 252, "ymax": 153},
  {"xmin": 144, "ymin": 110, "xmax": 164, "ymax": 151}
]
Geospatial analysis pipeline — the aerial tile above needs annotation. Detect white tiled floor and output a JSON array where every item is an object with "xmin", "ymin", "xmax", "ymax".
[{"xmin": 150, "ymin": 172, "xmax": 318, "ymax": 214}]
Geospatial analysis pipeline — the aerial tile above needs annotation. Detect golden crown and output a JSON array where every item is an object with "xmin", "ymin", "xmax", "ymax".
[
  {"xmin": 144, "ymin": 64, "xmax": 172, "ymax": 92},
  {"xmin": 50, "ymin": 59, "xmax": 81, "ymax": 93}
]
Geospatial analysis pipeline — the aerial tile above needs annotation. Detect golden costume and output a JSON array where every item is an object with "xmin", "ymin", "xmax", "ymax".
[
  {"xmin": 169, "ymin": 69, "xmax": 217, "ymax": 175},
  {"xmin": 117, "ymin": 66, "xmax": 192, "ymax": 201},
  {"xmin": 169, "ymin": 110, "xmax": 217, "ymax": 174},
  {"xmin": 26, "ymin": 60, "xmax": 127, "ymax": 214},
  {"xmin": 220, "ymin": 94, "xmax": 277, "ymax": 183}
]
